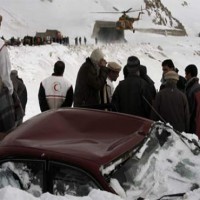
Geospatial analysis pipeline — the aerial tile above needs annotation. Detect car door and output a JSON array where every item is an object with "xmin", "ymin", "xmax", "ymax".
[
  {"xmin": 0, "ymin": 159, "xmax": 103, "ymax": 197},
  {"xmin": 48, "ymin": 161, "xmax": 102, "ymax": 196}
]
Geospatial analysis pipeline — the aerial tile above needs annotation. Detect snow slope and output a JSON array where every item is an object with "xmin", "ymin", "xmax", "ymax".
[{"xmin": 0, "ymin": 0, "xmax": 200, "ymax": 39}]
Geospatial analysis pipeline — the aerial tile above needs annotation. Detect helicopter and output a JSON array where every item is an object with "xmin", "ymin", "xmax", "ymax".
[{"xmin": 92, "ymin": 6, "xmax": 145, "ymax": 33}]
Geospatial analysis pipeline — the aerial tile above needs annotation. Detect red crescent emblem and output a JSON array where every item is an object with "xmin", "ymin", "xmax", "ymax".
[
  {"xmin": 53, "ymin": 82, "xmax": 61, "ymax": 92},
  {"xmin": 54, "ymin": 84, "xmax": 59, "ymax": 91}
]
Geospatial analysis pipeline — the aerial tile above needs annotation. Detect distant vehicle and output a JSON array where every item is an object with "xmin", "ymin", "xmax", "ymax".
[
  {"xmin": 92, "ymin": 6, "xmax": 145, "ymax": 32},
  {"xmin": 0, "ymin": 108, "xmax": 199, "ymax": 199},
  {"xmin": 23, "ymin": 36, "xmax": 34, "ymax": 46}
]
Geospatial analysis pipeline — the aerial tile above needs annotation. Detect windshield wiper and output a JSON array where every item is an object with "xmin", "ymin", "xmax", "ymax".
[
  {"xmin": 137, "ymin": 192, "xmax": 185, "ymax": 200},
  {"xmin": 156, "ymin": 192, "xmax": 185, "ymax": 200}
]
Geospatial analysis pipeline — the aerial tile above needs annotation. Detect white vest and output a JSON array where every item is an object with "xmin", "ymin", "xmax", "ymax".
[{"xmin": 42, "ymin": 75, "xmax": 72, "ymax": 109}]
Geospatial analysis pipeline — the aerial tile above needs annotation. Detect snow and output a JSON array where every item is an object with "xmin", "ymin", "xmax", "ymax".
[{"xmin": 1, "ymin": 0, "xmax": 200, "ymax": 199}]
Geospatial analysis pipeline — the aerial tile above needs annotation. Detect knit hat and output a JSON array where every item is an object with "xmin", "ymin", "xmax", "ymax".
[
  {"xmin": 11, "ymin": 70, "xmax": 18, "ymax": 76},
  {"xmin": 107, "ymin": 62, "xmax": 121, "ymax": 72},
  {"xmin": 90, "ymin": 48, "xmax": 105, "ymax": 63},
  {"xmin": 164, "ymin": 71, "xmax": 179, "ymax": 80},
  {"xmin": 125, "ymin": 56, "xmax": 140, "ymax": 70}
]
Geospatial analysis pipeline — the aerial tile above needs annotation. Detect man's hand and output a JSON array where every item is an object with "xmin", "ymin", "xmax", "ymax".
[{"xmin": 99, "ymin": 58, "xmax": 107, "ymax": 67}]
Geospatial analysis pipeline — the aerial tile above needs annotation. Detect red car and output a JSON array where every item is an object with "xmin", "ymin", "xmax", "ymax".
[{"xmin": 0, "ymin": 108, "xmax": 153, "ymax": 197}]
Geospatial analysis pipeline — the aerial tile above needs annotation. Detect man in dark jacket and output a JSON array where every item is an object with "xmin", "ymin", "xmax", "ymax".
[
  {"xmin": 185, "ymin": 64, "xmax": 200, "ymax": 137},
  {"xmin": 160, "ymin": 59, "xmax": 186, "ymax": 92},
  {"xmin": 151, "ymin": 71, "xmax": 189, "ymax": 132},
  {"xmin": 123, "ymin": 64, "xmax": 156, "ymax": 100},
  {"xmin": 10, "ymin": 70, "xmax": 27, "ymax": 113},
  {"xmin": 112, "ymin": 56, "xmax": 153, "ymax": 118},
  {"xmin": 139, "ymin": 65, "xmax": 157, "ymax": 99},
  {"xmin": 74, "ymin": 48, "xmax": 108, "ymax": 108}
]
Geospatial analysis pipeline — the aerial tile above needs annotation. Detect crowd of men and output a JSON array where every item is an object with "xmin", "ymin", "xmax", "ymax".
[
  {"xmin": 36, "ymin": 49, "xmax": 200, "ymax": 139},
  {"xmin": 36, "ymin": 47, "xmax": 200, "ymax": 139},
  {"xmin": 1, "ymin": 14, "xmax": 200, "ymax": 140}
]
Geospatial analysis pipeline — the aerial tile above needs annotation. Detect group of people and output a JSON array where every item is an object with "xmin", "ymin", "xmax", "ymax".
[
  {"xmin": 38, "ymin": 47, "xmax": 200, "ymax": 139},
  {"xmin": 74, "ymin": 37, "xmax": 87, "ymax": 45},
  {"xmin": 153, "ymin": 59, "xmax": 200, "ymax": 136},
  {"xmin": 0, "ymin": 15, "xmax": 27, "ymax": 137}
]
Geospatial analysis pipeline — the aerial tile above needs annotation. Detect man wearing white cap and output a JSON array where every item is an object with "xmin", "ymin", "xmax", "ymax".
[
  {"xmin": 74, "ymin": 48, "xmax": 109, "ymax": 108},
  {"xmin": 101, "ymin": 62, "xmax": 121, "ymax": 104},
  {"xmin": 0, "ymin": 15, "xmax": 13, "ymax": 95}
]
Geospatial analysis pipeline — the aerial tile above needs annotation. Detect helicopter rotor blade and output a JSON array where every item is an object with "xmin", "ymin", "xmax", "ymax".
[
  {"xmin": 91, "ymin": 11, "xmax": 120, "ymax": 14},
  {"xmin": 127, "ymin": 8, "xmax": 146, "ymax": 13},
  {"xmin": 113, "ymin": 6, "xmax": 119, "ymax": 12},
  {"xmin": 125, "ymin": 8, "xmax": 133, "ymax": 13},
  {"xmin": 91, "ymin": 5, "xmax": 147, "ymax": 14}
]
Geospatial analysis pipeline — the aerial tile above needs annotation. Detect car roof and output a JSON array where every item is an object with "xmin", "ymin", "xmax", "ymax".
[{"xmin": 0, "ymin": 108, "xmax": 153, "ymax": 167}]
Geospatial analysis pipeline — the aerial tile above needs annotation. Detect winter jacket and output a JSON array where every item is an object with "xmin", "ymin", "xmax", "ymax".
[
  {"xmin": 38, "ymin": 75, "xmax": 73, "ymax": 112},
  {"xmin": 111, "ymin": 74, "xmax": 153, "ymax": 118},
  {"xmin": 12, "ymin": 90, "xmax": 25, "ymax": 124},
  {"xmin": 151, "ymin": 84, "xmax": 190, "ymax": 132},
  {"xmin": 74, "ymin": 57, "xmax": 109, "ymax": 107},
  {"xmin": 177, "ymin": 75, "xmax": 187, "ymax": 92},
  {"xmin": 11, "ymin": 75, "xmax": 27, "ymax": 112},
  {"xmin": 0, "ymin": 39, "xmax": 13, "ymax": 95},
  {"xmin": 185, "ymin": 77, "xmax": 200, "ymax": 137},
  {"xmin": 140, "ymin": 65, "xmax": 157, "ymax": 99}
]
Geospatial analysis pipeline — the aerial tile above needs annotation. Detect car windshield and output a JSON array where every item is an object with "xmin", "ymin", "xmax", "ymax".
[
  {"xmin": 108, "ymin": 123, "xmax": 160, "ymax": 193},
  {"xmin": 103, "ymin": 122, "xmax": 200, "ymax": 199}
]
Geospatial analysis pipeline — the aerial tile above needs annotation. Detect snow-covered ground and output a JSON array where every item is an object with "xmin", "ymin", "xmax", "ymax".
[{"xmin": 1, "ymin": 0, "xmax": 200, "ymax": 199}]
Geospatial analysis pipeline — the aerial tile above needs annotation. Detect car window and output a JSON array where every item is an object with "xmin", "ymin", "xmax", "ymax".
[
  {"xmin": 0, "ymin": 160, "xmax": 45, "ymax": 197},
  {"xmin": 49, "ymin": 161, "xmax": 99, "ymax": 196}
]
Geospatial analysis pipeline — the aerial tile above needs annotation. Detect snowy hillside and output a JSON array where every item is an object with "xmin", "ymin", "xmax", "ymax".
[{"xmin": 0, "ymin": 0, "xmax": 200, "ymax": 39}]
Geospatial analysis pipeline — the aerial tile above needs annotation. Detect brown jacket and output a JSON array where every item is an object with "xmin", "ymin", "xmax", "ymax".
[{"xmin": 151, "ymin": 84, "xmax": 190, "ymax": 132}]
